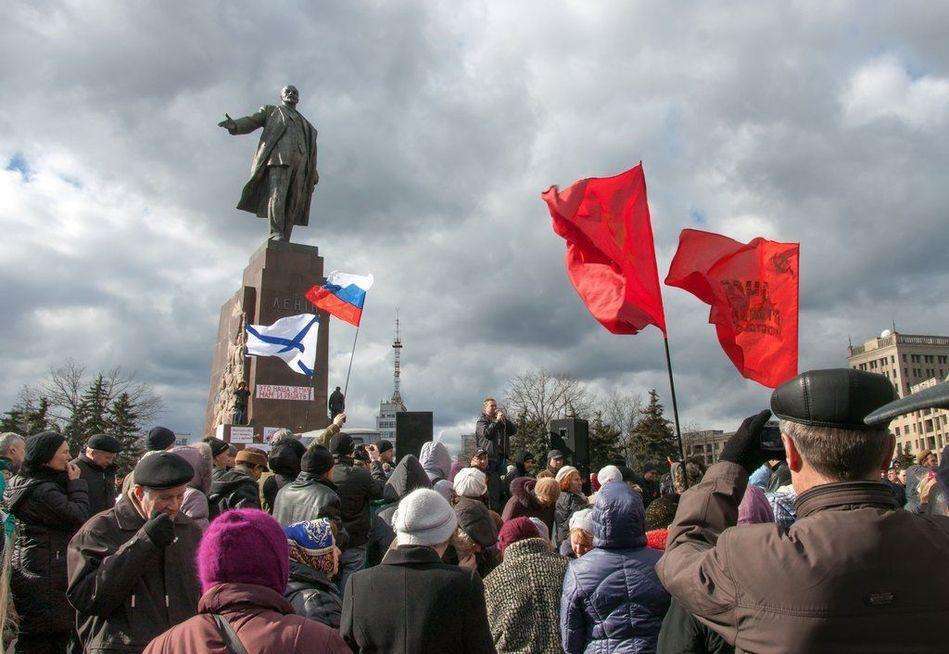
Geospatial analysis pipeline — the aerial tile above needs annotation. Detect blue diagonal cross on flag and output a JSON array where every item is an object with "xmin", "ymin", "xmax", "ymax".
[{"xmin": 245, "ymin": 313, "xmax": 319, "ymax": 375}]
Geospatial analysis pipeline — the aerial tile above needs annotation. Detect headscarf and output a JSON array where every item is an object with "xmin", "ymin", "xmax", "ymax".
[
  {"xmin": 171, "ymin": 443, "xmax": 212, "ymax": 495},
  {"xmin": 285, "ymin": 518, "xmax": 337, "ymax": 578}
]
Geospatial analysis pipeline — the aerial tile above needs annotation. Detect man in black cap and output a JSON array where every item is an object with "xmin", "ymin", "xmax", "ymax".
[
  {"xmin": 544, "ymin": 449, "xmax": 566, "ymax": 477},
  {"xmin": 273, "ymin": 443, "xmax": 347, "ymax": 547},
  {"xmin": 377, "ymin": 439, "xmax": 395, "ymax": 476},
  {"xmin": 67, "ymin": 451, "xmax": 202, "ymax": 653},
  {"xmin": 328, "ymin": 385, "xmax": 346, "ymax": 420},
  {"xmin": 72, "ymin": 433, "xmax": 122, "ymax": 516},
  {"xmin": 657, "ymin": 369, "xmax": 949, "ymax": 652},
  {"xmin": 145, "ymin": 426, "xmax": 177, "ymax": 452},
  {"xmin": 329, "ymin": 432, "xmax": 386, "ymax": 591}
]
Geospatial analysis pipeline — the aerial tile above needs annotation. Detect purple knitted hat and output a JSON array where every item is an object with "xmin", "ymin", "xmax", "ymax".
[{"xmin": 197, "ymin": 509, "xmax": 289, "ymax": 594}]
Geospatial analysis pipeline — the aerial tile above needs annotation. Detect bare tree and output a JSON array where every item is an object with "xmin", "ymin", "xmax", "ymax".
[
  {"xmin": 19, "ymin": 358, "xmax": 164, "ymax": 429},
  {"xmin": 504, "ymin": 369, "xmax": 593, "ymax": 426},
  {"xmin": 598, "ymin": 390, "xmax": 643, "ymax": 462}
]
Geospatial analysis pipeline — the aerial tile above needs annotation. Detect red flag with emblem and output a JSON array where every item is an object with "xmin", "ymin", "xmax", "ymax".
[
  {"xmin": 665, "ymin": 228, "xmax": 799, "ymax": 388},
  {"xmin": 541, "ymin": 164, "xmax": 666, "ymax": 335}
]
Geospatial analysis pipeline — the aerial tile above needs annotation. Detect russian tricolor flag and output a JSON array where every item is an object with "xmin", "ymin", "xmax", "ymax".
[{"xmin": 306, "ymin": 271, "xmax": 374, "ymax": 327}]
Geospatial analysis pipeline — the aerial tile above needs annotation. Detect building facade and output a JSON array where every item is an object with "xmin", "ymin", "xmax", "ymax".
[
  {"xmin": 847, "ymin": 330, "xmax": 949, "ymax": 459},
  {"xmin": 682, "ymin": 429, "xmax": 731, "ymax": 466}
]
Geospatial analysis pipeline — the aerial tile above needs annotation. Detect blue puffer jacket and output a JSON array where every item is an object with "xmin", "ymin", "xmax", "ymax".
[{"xmin": 560, "ymin": 482, "xmax": 670, "ymax": 653}]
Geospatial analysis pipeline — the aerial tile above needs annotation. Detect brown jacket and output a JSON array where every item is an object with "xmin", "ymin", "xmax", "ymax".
[
  {"xmin": 143, "ymin": 582, "xmax": 349, "ymax": 654},
  {"xmin": 657, "ymin": 461, "xmax": 949, "ymax": 654}
]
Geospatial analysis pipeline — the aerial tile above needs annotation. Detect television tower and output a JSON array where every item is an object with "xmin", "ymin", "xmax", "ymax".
[{"xmin": 392, "ymin": 310, "xmax": 404, "ymax": 406}]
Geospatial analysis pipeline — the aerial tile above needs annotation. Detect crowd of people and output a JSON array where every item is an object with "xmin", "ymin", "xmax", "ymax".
[{"xmin": 0, "ymin": 367, "xmax": 947, "ymax": 653}]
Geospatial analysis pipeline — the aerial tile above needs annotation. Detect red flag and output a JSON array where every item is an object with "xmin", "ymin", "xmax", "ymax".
[
  {"xmin": 541, "ymin": 164, "xmax": 666, "ymax": 335},
  {"xmin": 665, "ymin": 228, "xmax": 799, "ymax": 388}
]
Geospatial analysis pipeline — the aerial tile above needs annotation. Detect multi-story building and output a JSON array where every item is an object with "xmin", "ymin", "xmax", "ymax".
[
  {"xmin": 847, "ymin": 330, "xmax": 949, "ymax": 458},
  {"xmin": 376, "ymin": 314, "xmax": 407, "ymax": 445},
  {"xmin": 682, "ymin": 429, "xmax": 731, "ymax": 466}
]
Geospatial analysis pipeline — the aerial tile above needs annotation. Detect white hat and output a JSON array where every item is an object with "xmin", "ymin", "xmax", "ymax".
[
  {"xmin": 453, "ymin": 467, "xmax": 488, "ymax": 498},
  {"xmin": 597, "ymin": 465, "xmax": 623, "ymax": 485},
  {"xmin": 528, "ymin": 517, "xmax": 549, "ymax": 541},
  {"xmin": 392, "ymin": 488, "xmax": 458, "ymax": 547},
  {"xmin": 569, "ymin": 508, "xmax": 593, "ymax": 534},
  {"xmin": 555, "ymin": 465, "xmax": 579, "ymax": 484}
]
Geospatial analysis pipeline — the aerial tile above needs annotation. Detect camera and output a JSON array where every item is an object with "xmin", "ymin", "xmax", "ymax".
[{"xmin": 759, "ymin": 423, "xmax": 785, "ymax": 458}]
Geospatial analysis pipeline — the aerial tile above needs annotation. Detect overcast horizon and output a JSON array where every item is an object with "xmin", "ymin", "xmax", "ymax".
[{"xmin": 2, "ymin": 2, "xmax": 947, "ymax": 443}]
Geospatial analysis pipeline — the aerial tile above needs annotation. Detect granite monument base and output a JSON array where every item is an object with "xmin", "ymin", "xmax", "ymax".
[{"xmin": 204, "ymin": 240, "xmax": 330, "ymax": 440}]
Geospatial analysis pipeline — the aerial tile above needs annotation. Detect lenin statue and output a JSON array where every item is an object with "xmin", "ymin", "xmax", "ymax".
[{"xmin": 219, "ymin": 85, "xmax": 319, "ymax": 242}]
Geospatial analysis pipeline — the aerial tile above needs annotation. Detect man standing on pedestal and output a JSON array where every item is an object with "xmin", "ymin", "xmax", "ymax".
[
  {"xmin": 328, "ymin": 386, "xmax": 345, "ymax": 420},
  {"xmin": 219, "ymin": 85, "xmax": 319, "ymax": 243},
  {"xmin": 476, "ymin": 398, "xmax": 517, "ymax": 512}
]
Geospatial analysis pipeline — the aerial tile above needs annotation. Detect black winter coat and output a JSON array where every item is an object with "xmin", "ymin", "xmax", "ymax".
[
  {"xmin": 554, "ymin": 490, "xmax": 588, "ymax": 546},
  {"xmin": 475, "ymin": 413, "xmax": 517, "ymax": 463},
  {"xmin": 272, "ymin": 473, "xmax": 347, "ymax": 548},
  {"xmin": 365, "ymin": 455, "xmax": 430, "ymax": 567},
  {"xmin": 330, "ymin": 459, "xmax": 386, "ymax": 548},
  {"xmin": 3, "ymin": 471, "xmax": 89, "ymax": 636},
  {"xmin": 263, "ymin": 441, "xmax": 305, "ymax": 512},
  {"xmin": 67, "ymin": 497, "xmax": 202, "ymax": 653},
  {"xmin": 208, "ymin": 466, "xmax": 260, "ymax": 518},
  {"xmin": 284, "ymin": 560, "xmax": 342, "ymax": 629},
  {"xmin": 73, "ymin": 454, "xmax": 118, "ymax": 516},
  {"xmin": 341, "ymin": 545, "xmax": 495, "ymax": 654}
]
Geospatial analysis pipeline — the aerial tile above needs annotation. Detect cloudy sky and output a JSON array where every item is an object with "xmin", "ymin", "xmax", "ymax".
[{"xmin": 2, "ymin": 1, "xmax": 947, "ymax": 445}]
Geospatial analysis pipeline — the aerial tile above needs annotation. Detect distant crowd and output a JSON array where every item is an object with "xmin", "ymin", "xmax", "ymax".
[{"xmin": 0, "ymin": 367, "xmax": 947, "ymax": 653}]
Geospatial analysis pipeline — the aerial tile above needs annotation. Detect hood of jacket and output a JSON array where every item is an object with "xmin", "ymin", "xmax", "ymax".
[
  {"xmin": 510, "ymin": 476, "xmax": 539, "ymax": 509},
  {"xmin": 198, "ymin": 582, "xmax": 294, "ymax": 616},
  {"xmin": 419, "ymin": 441, "xmax": 452, "ymax": 481},
  {"xmin": 591, "ymin": 481, "xmax": 646, "ymax": 549},
  {"xmin": 268, "ymin": 441, "xmax": 303, "ymax": 478},
  {"xmin": 383, "ymin": 455, "xmax": 430, "ymax": 502},
  {"xmin": 171, "ymin": 445, "xmax": 212, "ymax": 494},
  {"xmin": 3, "ymin": 470, "xmax": 65, "ymax": 512}
]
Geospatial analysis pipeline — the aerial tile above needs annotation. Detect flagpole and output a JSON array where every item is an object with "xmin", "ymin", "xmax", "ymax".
[
  {"xmin": 343, "ymin": 323, "xmax": 361, "ymax": 398},
  {"xmin": 663, "ymin": 333, "xmax": 690, "ymax": 489}
]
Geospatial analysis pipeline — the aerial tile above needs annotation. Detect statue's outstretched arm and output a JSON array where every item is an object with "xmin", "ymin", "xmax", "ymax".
[{"xmin": 218, "ymin": 106, "xmax": 270, "ymax": 135}]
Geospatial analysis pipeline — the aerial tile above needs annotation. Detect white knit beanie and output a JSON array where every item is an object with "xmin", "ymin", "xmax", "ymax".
[
  {"xmin": 453, "ymin": 467, "xmax": 488, "ymax": 498},
  {"xmin": 392, "ymin": 488, "xmax": 458, "ymax": 546},
  {"xmin": 597, "ymin": 465, "xmax": 623, "ymax": 485},
  {"xmin": 555, "ymin": 465, "xmax": 579, "ymax": 484},
  {"xmin": 569, "ymin": 508, "xmax": 593, "ymax": 534}
]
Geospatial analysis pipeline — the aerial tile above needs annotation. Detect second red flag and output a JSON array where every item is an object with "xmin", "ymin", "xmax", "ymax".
[{"xmin": 665, "ymin": 228, "xmax": 799, "ymax": 388}]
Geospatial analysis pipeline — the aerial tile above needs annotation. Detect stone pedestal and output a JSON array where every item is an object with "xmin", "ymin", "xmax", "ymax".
[{"xmin": 204, "ymin": 241, "xmax": 330, "ymax": 437}]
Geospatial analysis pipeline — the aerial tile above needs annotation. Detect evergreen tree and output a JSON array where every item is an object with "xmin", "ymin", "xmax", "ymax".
[
  {"xmin": 628, "ymin": 389, "xmax": 678, "ymax": 473},
  {"xmin": 0, "ymin": 408, "xmax": 27, "ymax": 434},
  {"xmin": 107, "ymin": 392, "xmax": 143, "ymax": 476},
  {"xmin": 67, "ymin": 374, "xmax": 110, "ymax": 454},
  {"xmin": 508, "ymin": 409, "xmax": 548, "ymax": 466},
  {"xmin": 25, "ymin": 397, "xmax": 51, "ymax": 435}
]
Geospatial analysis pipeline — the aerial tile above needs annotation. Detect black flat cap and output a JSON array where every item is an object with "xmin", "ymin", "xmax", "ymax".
[
  {"xmin": 204, "ymin": 437, "xmax": 229, "ymax": 458},
  {"xmin": 146, "ymin": 426, "xmax": 177, "ymax": 451},
  {"xmin": 87, "ymin": 434, "xmax": 122, "ymax": 453},
  {"xmin": 865, "ymin": 380, "xmax": 949, "ymax": 427},
  {"xmin": 771, "ymin": 368, "xmax": 896, "ymax": 431},
  {"xmin": 133, "ymin": 451, "xmax": 194, "ymax": 489},
  {"xmin": 377, "ymin": 439, "xmax": 393, "ymax": 454}
]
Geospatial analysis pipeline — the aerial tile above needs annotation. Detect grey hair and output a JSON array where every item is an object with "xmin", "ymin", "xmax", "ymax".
[
  {"xmin": 779, "ymin": 419, "xmax": 889, "ymax": 481},
  {"xmin": 0, "ymin": 432, "xmax": 25, "ymax": 456}
]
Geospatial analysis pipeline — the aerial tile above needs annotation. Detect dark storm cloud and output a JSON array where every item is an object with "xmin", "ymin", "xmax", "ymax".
[{"xmin": 1, "ymin": 1, "xmax": 947, "ymax": 437}]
